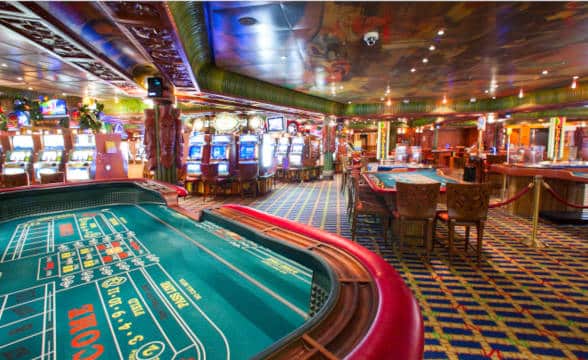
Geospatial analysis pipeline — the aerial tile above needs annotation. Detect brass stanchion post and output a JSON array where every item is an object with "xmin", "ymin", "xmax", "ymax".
[{"xmin": 530, "ymin": 175, "xmax": 545, "ymax": 248}]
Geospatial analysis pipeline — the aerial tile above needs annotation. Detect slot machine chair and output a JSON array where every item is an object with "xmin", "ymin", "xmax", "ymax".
[
  {"xmin": 1, "ymin": 172, "xmax": 29, "ymax": 188},
  {"xmin": 40, "ymin": 171, "xmax": 65, "ymax": 184},
  {"xmin": 238, "ymin": 163, "xmax": 258, "ymax": 198}
]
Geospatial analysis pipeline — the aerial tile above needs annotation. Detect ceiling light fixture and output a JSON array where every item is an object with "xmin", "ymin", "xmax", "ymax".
[
  {"xmin": 422, "ymin": 58, "xmax": 428, "ymax": 63},
  {"xmin": 437, "ymin": 29, "xmax": 445, "ymax": 36},
  {"xmin": 429, "ymin": 45, "xmax": 435, "ymax": 51},
  {"xmin": 27, "ymin": 87, "xmax": 32, "ymax": 90},
  {"xmin": 380, "ymin": 97, "xmax": 385, "ymax": 101},
  {"xmin": 518, "ymin": 88, "xmax": 524, "ymax": 98},
  {"xmin": 62, "ymin": 92, "xmax": 66, "ymax": 96},
  {"xmin": 442, "ymin": 95, "xmax": 447, "ymax": 105},
  {"xmin": 403, "ymin": 99, "xmax": 410, "ymax": 104},
  {"xmin": 17, "ymin": 77, "xmax": 22, "ymax": 81},
  {"xmin": 386, "ymin": 99, "xmax": 392, "ymax": 107},
  {"xmin": 484, "ymin": 89, "xmax": 489, "ymax": 94},
  {"xmin": 470, "ymin": 97, "xmax": 476, "ymax": 102},
  {"xmin": 410, "ymin": 67, "xmax": 416, "ymax": 73},
  {"xmin": 541, "ymin": 70, "xmax": 548, "ymax": 75},
  {"xmin": 280, "ymin": 55, "xmax": 287, "ymax": 61},
  {"xmin": 492, "ymin": 96, "xmax": 496, "ymax": 99},
  {"xmin": 1, "ymin": 63, "xmax": 6, "ymax": 67},
  {"xmin": 347, "ymin": 101, "xmax": 352, "ymax": 104}
]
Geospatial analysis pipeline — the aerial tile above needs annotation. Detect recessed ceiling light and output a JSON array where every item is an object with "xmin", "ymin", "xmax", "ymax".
[
  {"xmin": 484, "ymin": 89, "xmax": 489, "ymax": 94},
  {"xmin": 422, "ymin": 58, "xmax": 428, "ymax": 63},
  {"xmin": 437, "ymin": 29, "xmax": 445, "ymax": 36},
  {"xmin": 380, "ymin": 97, "xmax": 384, "ymax": 101},
  {"xmin": 62, "ymin": 92, "xmax": 66, "ymax": 96},
  {"xmin": 403, "ymin": 99, "xmax": 410, "ymax": 104},
  {"xmin": 492, "ymin": 96, "xmax": 496, "ymax": 99},
  {"xmin": 541, "ymin": 70, "xmax": 548, "ymax": 75},
  {"xmin": 410, "ymin": 68, "xmax": 416, "ymax": 73},
  {"xmin": 470, "ymin": 98, "xmax": 476, "ymax": 102},
  {"xmin": 17, "ymin": 77, "xmax": 22, "ymax": 81},
  {"xmin": 238, "ymin": 17, "xmax": 258, "ymax": 26},
  {"xmin": 28, "ymin": 87, "xmax": 33, "ymax": 90},
  {"xmin": 280, "ymin": 55, "xmax": 287, "ymax": 61},
  {"xmin": 1, "ymin": 63, "xmax": 7, "ymax": 67},
  {"xmin": 429, "ymin": 45, "xmax": 436, "ymax": 51},
  {"xmin": 573, "ymin": 75, "xmax": 579, "ymax": 79},
  {"xmin": 347, "ymin": 101, "xmax": 352, "ymax": 104}
]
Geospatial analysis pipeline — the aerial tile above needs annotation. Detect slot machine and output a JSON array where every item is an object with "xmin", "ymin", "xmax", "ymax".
[
  {"xmin": 66, "ymin": 134, "xmax": 96, "ymax": 181},
  {"xmin": 288, "ymin": 136, "xmax": 305, "ymax": 168},
  {"xmin": 276, "ymin": 137, "xmax": 290, "ymax": 168},
  {"xmin": 238, "ymin": 134, "xmax": 259, "ymax": 166},
  {"xmin": 3, "ymin": 135, "xmax": 35, "ymax": 177},
  {"xmin": 210, "ymin": 134, "xmax": 233, "ymax": 177},
  {"xmin": 259, "ymin": 133, "xmax": 276, "ymax": 175},
  {"xmin": 33, "ymin": 134, "xmax": 66, "ymax": 181},
  {"xmin": 186, "ymin": 133, "xmax": 207, "ymax": 177}
]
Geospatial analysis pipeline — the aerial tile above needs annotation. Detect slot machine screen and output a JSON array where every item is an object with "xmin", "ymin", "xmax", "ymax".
[
  {"xmin": 189, "ymin": 146, "xmax": 202, "ymax": 159},
  {"xmin": 239, "ymin": 144, "xmax": 255, "ymax": 160},
  {"xmin": 13, "ymin": 135, "xmax": 34, "ymax": 149},
  {"xmin": 68, "ymin": 168, "xmax": 90, "ymax": 181},
  {"xmin": 291, "ymin": 144, "xmax": 304, "ymax": 153},
  {"xmin": 290, "ymin": 154, "xmax": 301, "ymax": 166},
  {"xmin": 218, "ymin": 162, "xmax": 229, "ymax": 176},
  {"xmin": 187, "ymin": 163, "xmax": 201, "ymax": 175},
  {"xmin": 10, "ymin": 151, "xmax": 25, "ymax": 162},
  {"xmin": 211, "ymin": 145, "xmax": 226, "ymax": 160},
  {"xmin": 42, "ymin": 151, "xmax": 57, "ymax": 162}
]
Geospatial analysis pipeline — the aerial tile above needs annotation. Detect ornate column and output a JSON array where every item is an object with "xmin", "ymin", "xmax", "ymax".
[
  {"xmin": 322, "ymin": 116, "xmax": 336, "ymax": 180},
  {"xmin": 144, "ymin": 100, "xmax": 183, "ymax": 184}
]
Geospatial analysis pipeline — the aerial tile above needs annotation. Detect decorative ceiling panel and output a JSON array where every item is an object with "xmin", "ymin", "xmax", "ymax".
[{"xmin": 207, "ymin": 2, "xmax": 588, "ymax": 103}]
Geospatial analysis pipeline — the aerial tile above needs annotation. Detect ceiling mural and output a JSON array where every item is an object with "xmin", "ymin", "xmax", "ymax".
[{"xmin": 207, "ymin": 2, "xmax": 588, "ymax": 103}]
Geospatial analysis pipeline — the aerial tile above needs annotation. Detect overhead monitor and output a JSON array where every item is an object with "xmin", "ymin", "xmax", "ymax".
[
  {"xmin": 267, "ymin": 116, "xmax": 285, "ymax": 132},
  {"xmin": 40, "ymin": 99, "xmax": 67, "ymax": 117},
  {"xmin": 147, "ymin": 77, "xmax": 163, "ymax": 97}
]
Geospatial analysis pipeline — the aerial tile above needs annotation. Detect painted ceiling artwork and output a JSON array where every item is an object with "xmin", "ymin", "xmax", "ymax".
[{"xmin": 207, "ymin": 2, "xmax": 588, "ymax": 103}]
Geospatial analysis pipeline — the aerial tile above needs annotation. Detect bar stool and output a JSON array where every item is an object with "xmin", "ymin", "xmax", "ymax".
[
  {"xmin": 435, "ymin": 183, "xmax": 490, "ymax": 266},
  {"xmin": 394, "ymin": 182, "xmax": 440, "ymax": 260}
]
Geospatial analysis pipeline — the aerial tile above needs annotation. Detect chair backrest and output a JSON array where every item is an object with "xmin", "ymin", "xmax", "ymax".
[
  {"xmin": 239, "ymin": 163, "xmax": 258, "ymax": 181},
  {"xmin": 446, "ymin": 183, "xmax": 490, "ymax": 221},
  {"xmin": 40, "ymin": 172, "xmax": 64, "ymax": 184},
  {"xmin": 396, "ymin": 182, "xmax": 440, "ymax": 219},
  {"xmin": 2, "ymin": 172, "xmax": 29, "ymax": 188},
  {"xmin": 350, "ymin": 176, "xmax": 360, "ymax": 204},
  {"xmin": 200, "ymin": 163, "xmax": 219, "ymax": 181}
]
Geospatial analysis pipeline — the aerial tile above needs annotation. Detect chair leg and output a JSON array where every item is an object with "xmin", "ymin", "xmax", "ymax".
[
  {"xmin": 380, "ymin": 214, "xmax": 388, "ymax": 243},
  {"xmin": 477, "ymin": 221, "xmax": 485, "ymax": 266},
  {"xmin": 464, "ymin": 225, "xmax": 470, "ymax": 251},
  {"xmin": 425, "ymin": 219, "xmax": 433, "ymax": 261},
  {"xmin": 448, "ymin": 221, "xmax": 455, "ymax": 263},
  {"xmin": 351, "ymin": 213, "xmax": 357, "ymax": 242},
  {"xmin": 398, "ymin": 218, "xmax": 405, "ymax": 253}
]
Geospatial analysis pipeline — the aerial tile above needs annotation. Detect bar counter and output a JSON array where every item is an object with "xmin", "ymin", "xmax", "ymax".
[{"xmin": 490, "ymin": 163, "xmax": 588, "ymax": 217}]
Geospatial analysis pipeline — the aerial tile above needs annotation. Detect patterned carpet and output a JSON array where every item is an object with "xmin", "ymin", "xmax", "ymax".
[{"xmin": 181, "ymin": 176, "xmax": 588, "ymax": 360}]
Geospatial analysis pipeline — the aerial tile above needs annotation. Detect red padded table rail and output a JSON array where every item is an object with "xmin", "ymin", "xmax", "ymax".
[{"xmin": 223, "ymin": 204, "xmax": 424, "ymax": 360}]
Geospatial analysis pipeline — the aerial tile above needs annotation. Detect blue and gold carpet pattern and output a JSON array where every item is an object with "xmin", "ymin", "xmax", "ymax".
[{"xmin": 183, "ymin": 177, "xmax": 588, "ymax": 360}]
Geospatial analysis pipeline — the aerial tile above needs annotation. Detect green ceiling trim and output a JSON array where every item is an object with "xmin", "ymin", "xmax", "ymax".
[
  {"xmin": 344, "ymin": 82, "xmax": 588, "ymax": 116},
  {"xmin": 509, "ymin": 106, "xmax": 588, "ymax": 121},
  {"xmin": 167, "ymin": 2, "xmax": 342, "ymax": 115}
]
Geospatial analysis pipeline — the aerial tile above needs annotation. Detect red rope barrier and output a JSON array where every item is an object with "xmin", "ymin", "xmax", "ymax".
[
  {"xmin": 489, "ymin": 182, "xmax": 534, "ymax": 208},
  {"xmin": 542, "ymin": 182, "xmax": 588, "ymax": 209}
]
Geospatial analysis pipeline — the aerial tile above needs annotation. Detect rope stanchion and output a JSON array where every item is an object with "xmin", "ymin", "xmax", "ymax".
[
  {"xmin": 542, "ymin": 182, "xmax": 588, "ymax": 209},
  {"xmin": 489, "ymin": 182, "xmax": 534, "ymax": 208}
]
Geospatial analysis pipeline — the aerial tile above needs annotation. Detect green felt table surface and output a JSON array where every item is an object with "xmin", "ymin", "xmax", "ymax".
[
  {"xmin": 374, "ymin": 169, "xmax": 458, "ymax": 189},
  {"xmin": 0, "ymin": 203, "xmax": 311, "ymax": 360}
]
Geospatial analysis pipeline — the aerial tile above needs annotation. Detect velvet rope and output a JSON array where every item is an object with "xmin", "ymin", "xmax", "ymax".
[
  {"xmin": 489, "ymin": 182, "xmax": 534, "ymax": 208},
  {"xmin": 542, "ymin": 182, "xmax": 588, "ymax": 209}
]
